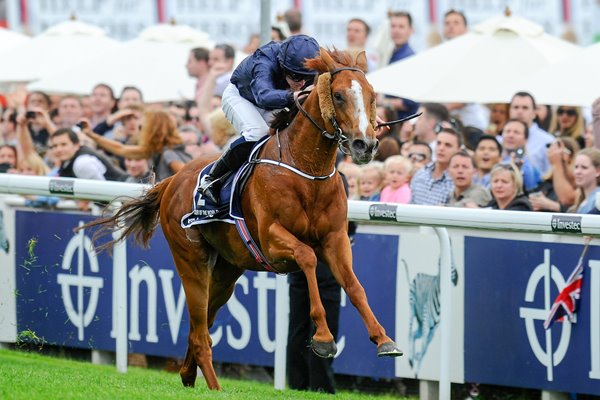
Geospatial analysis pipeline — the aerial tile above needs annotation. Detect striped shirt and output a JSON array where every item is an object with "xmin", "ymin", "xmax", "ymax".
[{"xmin": 410, "ymin": 162, "xmax": 454, "ymax": 206}]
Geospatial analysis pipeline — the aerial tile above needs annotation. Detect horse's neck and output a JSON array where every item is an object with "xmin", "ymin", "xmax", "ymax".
[{"xmin": 280, "ymin": 98, "xmax": 338, "ymax": 176}]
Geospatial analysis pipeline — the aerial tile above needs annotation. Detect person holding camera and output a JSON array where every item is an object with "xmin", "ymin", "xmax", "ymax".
[
  {"xmin": 56, "ymin": 96, "xmax": 85, "ymax": 130},
  {"xmin": 0, "ymin": 145, "xmax": 17, "ymax": 174},
  {"xmin": 23, "ymin": 91, "xmax": 55, "ymax": 156},
  {"xmin": 508, "ymin": 92, "xmax": 554, "ymax": 175},
  {"xmin": 500, "ymin": 119, "xmax": 542, "ymax": 193}
]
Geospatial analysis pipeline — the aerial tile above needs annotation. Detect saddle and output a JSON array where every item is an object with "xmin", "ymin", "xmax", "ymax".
[{"xmin": 180, "ymin": 136, "xmax": 269, "ymax": 228}]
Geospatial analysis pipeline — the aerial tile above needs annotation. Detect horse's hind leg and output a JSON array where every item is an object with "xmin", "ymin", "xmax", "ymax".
[
  {"xmin": 163, "ymin": 226, "xmax": 221, "ymax": 390},
  {"xmin": 322, "ymin": 231, "xmax": 402, "ymax": 357},
  {"xmin": 207, "ymin": 256, "xmax": 244, "ymax": 328},
  {"xmin": 267, "ymin": 224, "xmax": 336, "ymax": 358}
]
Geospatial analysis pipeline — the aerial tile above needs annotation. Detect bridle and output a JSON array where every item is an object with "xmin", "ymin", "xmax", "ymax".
[
  {"xmin": 250, "ymin": 67, "xmax": 366, "ymax": 181},
  {"xmin": 294, "ymin": 66, "xmax": 365, "ymax": 154}
]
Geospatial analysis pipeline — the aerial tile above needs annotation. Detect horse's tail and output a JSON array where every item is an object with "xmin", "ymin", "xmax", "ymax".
[{"xmin": 81, "ymin": 177, "xmax": 173, "ymax": 252}]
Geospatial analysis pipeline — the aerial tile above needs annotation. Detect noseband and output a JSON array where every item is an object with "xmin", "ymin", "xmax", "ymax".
[{"xmin": 295, "ymin": 66, "xmax": 365, "ymax": 153}]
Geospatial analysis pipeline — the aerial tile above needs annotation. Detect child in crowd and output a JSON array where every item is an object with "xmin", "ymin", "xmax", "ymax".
[
  {"xmin": 359, "ymin": 162, "xmax": 384, "ymax": 200},
  {"xmin": 338, "ymin": 161, "xmax": 362, "ymax": 200},
  {"xmin": 380, "ymin": 155, "xmax": 412, "ymax": 203}
]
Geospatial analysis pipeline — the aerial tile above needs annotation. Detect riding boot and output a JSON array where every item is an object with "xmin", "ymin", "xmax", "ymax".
[{"xmin": 198, "ymin": 141, "xmax": 256, "ymax": 203}]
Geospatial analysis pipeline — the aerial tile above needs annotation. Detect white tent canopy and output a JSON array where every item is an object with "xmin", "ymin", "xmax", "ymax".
[
  {"xmin": 518, "ymin": 42, "xmax": 600, "ymax": 107},
  {"xmin": 0, "ymin": 20, "xmax": 120, "ymax": 84},
  {"xmin": 28, "ymin": 23, "xmax": 217, "ymax": 103},
  {"xmin": 366, "ymin": 14, "xmax": 581, "ymax": 105},
  {"xmin": 0, "ymin": 27, "xmax": 31, "ymax": 55}
]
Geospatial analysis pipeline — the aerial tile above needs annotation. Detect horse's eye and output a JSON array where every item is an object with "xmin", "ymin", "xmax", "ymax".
[{"xmin": 333, "ymin": 92, "xmax": 343, "ymax": 102}]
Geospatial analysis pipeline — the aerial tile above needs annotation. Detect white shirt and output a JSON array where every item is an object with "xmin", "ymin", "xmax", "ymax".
[{"xmin": 73, "ymin": 154, "xmax": 107, "ymax": 180}]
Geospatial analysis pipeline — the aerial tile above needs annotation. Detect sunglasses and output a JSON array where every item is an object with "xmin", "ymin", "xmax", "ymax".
[
  {"xmin": 408, "ymin": 153, "xmax": 427, "ymax": 162},
  {"xmin": 557, "ymin": 108, "xmax": 577, "ymax": 117}
]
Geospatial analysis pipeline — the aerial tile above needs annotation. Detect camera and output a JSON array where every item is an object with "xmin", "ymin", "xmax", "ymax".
[
  {"xmin": 0, "ymin": 163, "xmax": 12, "ymax": 173},
  {"xmin": 25, "ymin": 111, "xmax": 37, "ymax": 119},
  {"xmin": 76, "ymin": 121, "xmax": 87, "ymax": 130},
  {"xmin": 513, "ymin": 148, "xmax": 525, "ymax": 161}
]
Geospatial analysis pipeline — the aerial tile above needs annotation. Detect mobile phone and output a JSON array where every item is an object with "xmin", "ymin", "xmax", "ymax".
[{"xmin": 25, "ymin": 111, "xmax": 36, "ymax": 119}]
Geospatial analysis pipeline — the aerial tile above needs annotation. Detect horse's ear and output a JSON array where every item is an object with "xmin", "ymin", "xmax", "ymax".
[
  {"xmin": 319, "ymin": 47, "xmax": 337, "ymax": 73},
  {"xmin": 355, "ymin": 51, "xmax": 368, "ymax": 73}
]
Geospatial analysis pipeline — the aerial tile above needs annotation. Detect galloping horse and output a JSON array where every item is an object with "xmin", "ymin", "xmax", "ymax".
[{"xmin": 85, "ymin": 48, "xmax": 402, "ymax": 390}]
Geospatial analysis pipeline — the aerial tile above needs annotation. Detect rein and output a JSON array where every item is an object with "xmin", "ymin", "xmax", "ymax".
[
  {"xmin": 252, "ymin": 66, "xmax": 366, "ymax": 181},
  {"xmin": 294, "ymin": 66, "xmax": 365, "ymax": 153}
]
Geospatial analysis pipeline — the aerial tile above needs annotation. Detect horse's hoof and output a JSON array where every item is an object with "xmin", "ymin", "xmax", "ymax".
[
  {"xmin": 181, "ymin": 379, "xmax": 195, "ymax": 388},
  {"xmin": 311, "ymin": 340, "xmax": 337, "ymax": 358},
  {"xmin": 377, "ymin": 341, "xmax": 403, "ymax": 357}
]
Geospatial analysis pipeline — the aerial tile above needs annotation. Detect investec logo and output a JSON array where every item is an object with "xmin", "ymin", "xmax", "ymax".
[
  {"xmin": 369, "ymin": 204, "xmax": 397, "ymax": 221},
  {"xmin": 519, "ymin": 248, "xmax": 600, "ymax": 382},
  {"xmin": 551, "ymin": 215, "xmax": 582, "ymax": 233},
  {"xmin": 56, "ymin": 223, "xmax": 103, "ymax": 341}
]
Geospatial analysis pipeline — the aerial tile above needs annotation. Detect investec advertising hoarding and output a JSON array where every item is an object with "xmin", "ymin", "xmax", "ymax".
[
  {"xmin": 465, "ymin": 237, "xmax": 600, "ymax": 395},
  {"xmin": 11, "ymin": 209, "xmax": 600, "ymax": 394},
  {"xmin": 14, "ymin": 211, "xmax": 407, "ymax": 378}
]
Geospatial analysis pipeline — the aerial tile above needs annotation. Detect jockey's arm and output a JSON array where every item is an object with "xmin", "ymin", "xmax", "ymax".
[{"xmin": 250, "ymin": 63, "xmax": 295, "ymax": 110}]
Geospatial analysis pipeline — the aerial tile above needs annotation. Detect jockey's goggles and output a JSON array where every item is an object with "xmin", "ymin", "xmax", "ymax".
[{"xmin": 284, "ymin": 69, "xmax": 313, "ymax": 82}]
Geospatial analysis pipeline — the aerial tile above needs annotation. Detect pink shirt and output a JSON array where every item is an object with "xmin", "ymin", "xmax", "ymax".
[{"xmin": 380, "ymin": 184, "xmax": 411, "ymax": 204}]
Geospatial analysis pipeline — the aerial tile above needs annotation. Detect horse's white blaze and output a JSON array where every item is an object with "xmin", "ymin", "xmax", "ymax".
[{"xmin": 351, "ymin": 79, "xmax": 369, "ymax": 138}]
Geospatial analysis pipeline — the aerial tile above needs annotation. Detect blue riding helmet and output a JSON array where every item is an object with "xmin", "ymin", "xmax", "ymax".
[{"xmin": 277, "ymin": 34, "xmax": 320, "ymax": 79}]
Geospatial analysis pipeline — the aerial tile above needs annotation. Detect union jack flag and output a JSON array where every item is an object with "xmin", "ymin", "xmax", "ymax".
[{"xmin": 543, "ymin": 240, "xmax": 591, "ymax": 330}]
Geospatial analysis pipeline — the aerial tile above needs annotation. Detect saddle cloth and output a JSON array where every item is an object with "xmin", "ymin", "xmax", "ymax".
[{"xmin": 180, "ymin": 136, "xmax": 268, "ymax": 229}]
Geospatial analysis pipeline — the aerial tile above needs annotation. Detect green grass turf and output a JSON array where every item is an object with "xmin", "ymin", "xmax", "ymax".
[{"xmin": 0, "ymin": 348, "xmax": 414, "ymax": 399}]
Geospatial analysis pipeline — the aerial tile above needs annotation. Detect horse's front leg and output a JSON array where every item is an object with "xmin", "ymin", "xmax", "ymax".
[
  {"xmin": 322, "ymin": 231, "xmax": 403, "ymax": 358},
  {"xmin": 266, "ymin": 223, "xmax": 337, "ymax": 358}
]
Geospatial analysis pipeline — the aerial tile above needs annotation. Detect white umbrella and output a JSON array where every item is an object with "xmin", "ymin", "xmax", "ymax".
[
  {"xmin": 28, "ymin": 23, "xmax": 216, "ymax": 103},
  {"xmin": 517, "ymin": 43, "xmax": 599, "ymax": 107},
  {"xmin": 366, "ymin": 14, "xmax": 581, "ymax": 104},
  {"xmin": 0, "ymin": 20, "xmax": 120, "ymax": 83},
  {"xmin": 0, "ymin": 27, "xmax": 31, "ymax": 54}
]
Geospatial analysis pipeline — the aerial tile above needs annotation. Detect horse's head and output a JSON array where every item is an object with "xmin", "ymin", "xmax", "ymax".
[{"xmin": 305, "ymin": 48, "xmax": 379, "ymax": 164}]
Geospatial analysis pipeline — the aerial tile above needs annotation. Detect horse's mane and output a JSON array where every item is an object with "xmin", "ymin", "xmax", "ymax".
[
  {"xmin": 268, "ymin": 48, "xmax": 366, "ymax": 135},
  {"xmin": 305, "ymin": 48, "xmax": 364, "ymax": 73}
]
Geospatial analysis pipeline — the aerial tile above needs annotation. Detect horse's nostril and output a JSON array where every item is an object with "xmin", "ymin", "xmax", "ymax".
[{"xmin": 352, "ymin": 139, "xmax": 367, "ymax": 152}]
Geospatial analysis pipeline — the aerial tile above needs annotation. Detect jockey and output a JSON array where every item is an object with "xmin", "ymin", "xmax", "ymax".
[{"xmin": 199, "ymin": 34, "xmax": 320, "ymax": 203}]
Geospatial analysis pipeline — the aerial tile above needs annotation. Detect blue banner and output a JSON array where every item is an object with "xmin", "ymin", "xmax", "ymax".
[
  {"xmin": 464, "ymin": 237, "xmax": 600, "ymax": 396},
  {"xmin": 15, "ymin": 210, "xmax": 398, "ymax": 378}
]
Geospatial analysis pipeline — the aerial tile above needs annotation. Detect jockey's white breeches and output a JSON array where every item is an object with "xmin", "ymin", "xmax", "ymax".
[{"xmin": 221, "ymin": 83, "xmax": 276, "ymax": 141}]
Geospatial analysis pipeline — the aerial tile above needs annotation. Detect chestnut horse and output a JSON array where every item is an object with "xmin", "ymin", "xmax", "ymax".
[{"xmin": 85, "ymin": 48, "xmax": 401, "ymax": 390}]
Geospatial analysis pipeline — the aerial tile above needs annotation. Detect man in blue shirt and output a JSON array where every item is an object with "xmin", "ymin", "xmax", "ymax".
[
  {"xmin": 379, "ymin": 11, "xmax": 419, "ymax": 120},
  {"xmin": 509, "ymin": 92, "xmax": 554, "ymax": 175},
  {"xmin": 500, "ymin": 119, "xmax": 542, "ymax": 193}
]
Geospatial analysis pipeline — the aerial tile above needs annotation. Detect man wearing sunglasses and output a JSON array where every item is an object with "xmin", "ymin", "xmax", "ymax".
[{"xmin": 198, "ymin": 35, "xmax": 319, "ymax": 203}]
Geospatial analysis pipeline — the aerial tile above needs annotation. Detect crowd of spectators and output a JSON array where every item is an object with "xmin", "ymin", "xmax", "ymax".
[{"xmin": 1, "ymin": 7, "xmax": 595, "ymax": 216}]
